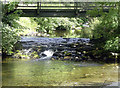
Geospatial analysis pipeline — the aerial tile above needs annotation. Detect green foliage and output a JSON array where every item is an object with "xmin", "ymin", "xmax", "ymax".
[
  {"xmin": 16, "ymin": 17, "xmax": 38, "ymax": 36},
  {"xmin": 104, "ymin": 37, "xmax": 120, "ymax": 52},
  {"xmin": 2, "ymin": 2, "xmax": 22, "ymax": 55},
  {"xmin": 33, "ymin": 17, "xmax": 85, "ymax": 37},
  {"xmin": 2, "ymin": 24, "xmax": 20, "ymax": 55},
  {"xmin": 92, "ymin": 10, "xmax": 118, "ymax": 39},
  {"xmin": 2, "ymin": 2, "xmax": 22, "ymax": 28},
  {"xmin": 87, "ymin": 2, "xmax": 119, "ymax": 52},
  {"xmin": 87, "ymin": 2, "xmax": 118, "ymax": 39}
]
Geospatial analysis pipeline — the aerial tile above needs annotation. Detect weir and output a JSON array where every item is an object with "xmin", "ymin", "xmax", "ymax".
[{"xmin": 18, "ymin": 37, "xmax": 91, "ymax": 61}]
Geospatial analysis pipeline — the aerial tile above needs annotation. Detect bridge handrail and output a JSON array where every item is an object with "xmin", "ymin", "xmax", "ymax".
[{"xmin": 17, "ymin": 2, "xmax": 117, "ymax": 8}]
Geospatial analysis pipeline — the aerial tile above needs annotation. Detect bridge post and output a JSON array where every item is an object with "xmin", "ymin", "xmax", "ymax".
[
  {"xmin": 37, "ymin": 2, "xmax": 41, "ymax": 15},
  {"xmin": 74, "ymin": 2, "xmax": 78, "ymax": 17},
  {"xmin": 118, "ymin": 2, "xmax": 120, "ymax": 32}
]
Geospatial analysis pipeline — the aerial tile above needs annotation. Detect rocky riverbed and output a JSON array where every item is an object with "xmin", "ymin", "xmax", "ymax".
[{"xmin": 12, "ymin": 37, "xmax": 119, "ymax": 63}]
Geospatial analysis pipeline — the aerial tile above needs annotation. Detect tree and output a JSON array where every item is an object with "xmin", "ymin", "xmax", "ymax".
[
  {"xmin": 87, "ymin": 2, "xmax": 119, "ymax": 52},
  {"xmin": 2, "ymin": 2, "xmax": 22, "ymax": 55}
]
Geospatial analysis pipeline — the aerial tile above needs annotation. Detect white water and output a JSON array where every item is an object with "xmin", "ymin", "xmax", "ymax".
[{"xmin": 39, "ymin": 49, "xmax": 55, "ymax": 60}]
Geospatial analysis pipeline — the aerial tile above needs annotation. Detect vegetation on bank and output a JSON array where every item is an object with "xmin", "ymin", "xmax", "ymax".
[
  {"xmin": 2, "ymin": 2, "xmax": 22, "ymax": 55},
  {"xmin": 1, "ymin": 2, "xmax": 120, "ymax": 61},
  {"xmin": 87, "ymin": 2, "xmax": 120, "ymax": 53}
]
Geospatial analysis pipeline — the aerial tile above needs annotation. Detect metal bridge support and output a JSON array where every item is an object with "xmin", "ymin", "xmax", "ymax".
[
  {"xmin": 118, "ymin": 2, "xmax": 120, "ymax": 32},
  {"xmin": 37, "ymin": 2, "xmax": 41, "ymax": 16},
  {"xmin": 74, "ymin": 2, "xmax": 79, "ymax": 17}
]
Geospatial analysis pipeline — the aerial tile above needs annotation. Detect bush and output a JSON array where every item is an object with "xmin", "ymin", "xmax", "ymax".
[
  {"xmin": 2, "ymin": 2, "xmax": 22, "ymax": 55},
  {"xmin": 33, "ymin": 17, "xmax": 86, "ymax": 37},
  {"xmin": 2, "ymin": 24, "xmax": 20, "ymax": 55},
  {"xmin": 104, "ymin": 37, "xmax": 120, "ymax": 53},
  {"xmin": 87, "ymin": 2, "xmax": 119, "ymax": 52}
]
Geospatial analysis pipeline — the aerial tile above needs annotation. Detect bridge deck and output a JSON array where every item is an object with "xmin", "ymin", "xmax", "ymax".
[{"xmin": 13, "ymin": 2, "xmax": 117, "ymax": 17}]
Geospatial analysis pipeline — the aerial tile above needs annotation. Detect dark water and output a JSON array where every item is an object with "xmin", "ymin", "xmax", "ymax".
[{"xmin": 2, "ymin": 58, "xmax": 118, "ymax": 86}]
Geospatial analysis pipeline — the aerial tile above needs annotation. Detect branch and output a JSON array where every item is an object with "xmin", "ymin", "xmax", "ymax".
[{"xmin": 4, "ymin": 2, "xmax": 19, "ymax": 16}]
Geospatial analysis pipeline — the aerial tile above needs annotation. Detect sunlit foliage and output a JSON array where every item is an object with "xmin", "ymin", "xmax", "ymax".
[
  {"xmin": 104, "ymin": 37, "xmax": 120, "ymax": 53},
  {"xmin": 2, "ymin": 2, "xmax": 22, "ymax": 55},
  {"xmin": 87, "ymin": 2, "xmax": 119, "ymax": 52},
  {"xmin": 2, "ymin": 24, "xmax": 20, "ymax": 54}
]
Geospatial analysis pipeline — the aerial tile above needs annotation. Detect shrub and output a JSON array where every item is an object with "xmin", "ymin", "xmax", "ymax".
[
  {"xmin": 2, "ymin": 24, "xmax": 20, "ymax": 55},
  {"xmin": 104, "ymin": 37, "xmax": 120, "ymax": 53}
]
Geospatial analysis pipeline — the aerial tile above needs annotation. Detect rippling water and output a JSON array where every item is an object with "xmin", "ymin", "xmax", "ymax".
[{"xmin": 2, "ymin": 58, "xmax": 118, "ymax": 86}]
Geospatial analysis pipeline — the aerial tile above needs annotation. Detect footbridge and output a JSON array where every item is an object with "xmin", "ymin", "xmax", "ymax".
[{"xmin": 10, "ymin": 2, "xmax": 118, "ymax": 17}]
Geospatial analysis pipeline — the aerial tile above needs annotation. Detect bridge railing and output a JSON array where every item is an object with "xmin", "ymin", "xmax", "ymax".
[
  {"xmin": 3, "ymin": 1, "xmax": 117, "ymax": 17},
  {"xmin": 17, "ymin": 2, "xmax": 117, "ymax": 10}
]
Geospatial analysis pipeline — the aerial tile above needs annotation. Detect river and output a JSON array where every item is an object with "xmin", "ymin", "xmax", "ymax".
[
  {"xmin": 2, "ymin": 58, "xmax": 118, "ymax": 86},
  {"xmin": 2, "ymin": 37, "xmax": 119, "ymax": 87}
]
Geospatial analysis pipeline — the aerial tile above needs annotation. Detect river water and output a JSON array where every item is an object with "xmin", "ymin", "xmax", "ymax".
[
  {"xmin": 2, "ymin": 58, "xmax": 118, "ymax": 86},
  {"xmin": 2, "ymin": 37, "xmax": 119, "ymax": 86}
]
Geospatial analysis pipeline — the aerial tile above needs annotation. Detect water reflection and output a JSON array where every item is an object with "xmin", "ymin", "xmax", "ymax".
[{"xmin": 2, "ymin": 59, "xmax": 118, "ymax": 86}]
